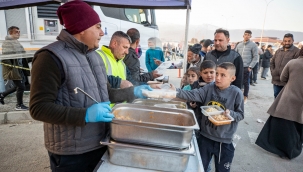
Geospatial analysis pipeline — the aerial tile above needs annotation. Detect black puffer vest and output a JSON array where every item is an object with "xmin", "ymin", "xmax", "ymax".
[{"xmin": 34, "ymin": 30, "xmax": 109, "ymax": 155}]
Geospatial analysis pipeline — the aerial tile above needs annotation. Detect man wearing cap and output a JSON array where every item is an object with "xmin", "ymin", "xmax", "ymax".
[
  {"xmin": 204, "ymin": 28, "xmax": 243, "ymax": 89},
  {"xmin": 29, "ymin": 1, "xmax": 152, "ymax": 171},
  {"xmin": 187, "ymin": 43, "xmax": 203, "ymax": 69}
]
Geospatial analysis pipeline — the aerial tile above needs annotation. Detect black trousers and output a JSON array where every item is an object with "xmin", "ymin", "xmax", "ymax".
[
  {"xmin": 2, "ymin": 80, "xmax": 25, "ymax": 105},
  {"xmin": 243, "ymin": 67, "xmax": 251, "ymax": 97},
  {"xmin": 197, "ymin": 135, "xmax": 235, "ymax": 172},
  {"xmin": 48, "ymin": 146, "xmax": 107, "ymax": 172}
]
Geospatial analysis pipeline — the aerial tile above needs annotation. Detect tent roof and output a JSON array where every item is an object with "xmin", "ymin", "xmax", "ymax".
[{"xmin": 0, "ymin": 0, "xmax": 191, "ymax": 10}]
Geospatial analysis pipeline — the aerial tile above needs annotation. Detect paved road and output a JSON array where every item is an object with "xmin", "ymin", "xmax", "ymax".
[{"xmin": 0, "ymin": 69, "xmax": 303, "ymax": 172}]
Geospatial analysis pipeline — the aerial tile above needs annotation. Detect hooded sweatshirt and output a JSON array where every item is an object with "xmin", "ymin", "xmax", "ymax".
[{"xmin": 176, "ymin": 82, "xmax": 244, "ymax": 143}]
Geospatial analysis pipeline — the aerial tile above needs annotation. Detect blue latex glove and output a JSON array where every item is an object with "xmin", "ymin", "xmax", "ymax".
[
  {"xmin": 134, "ymin": 85, "xmax": 153, "ymax": 99},
  {"xmin": 85, "ymin": 101, "xmax": 114, "ymax": 122}
]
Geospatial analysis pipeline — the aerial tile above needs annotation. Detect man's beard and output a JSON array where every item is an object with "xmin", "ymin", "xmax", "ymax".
[
  {"xmin": 190, "ymin": 57, "xmax": 197, "ymax": 63},
  {"xmin": 283, "ymin": 44, "xmax": 292, "ymax": 48}
]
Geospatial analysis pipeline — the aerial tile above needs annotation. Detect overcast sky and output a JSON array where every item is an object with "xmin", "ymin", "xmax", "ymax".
[{"xmin": 156, "ymin": 0, "xmax": 303, "ymax": 32}]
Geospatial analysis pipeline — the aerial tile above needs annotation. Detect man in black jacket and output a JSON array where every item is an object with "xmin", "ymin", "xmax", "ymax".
[
  {"xmin": 123, "ymin": 28, "xmax": 162, "ymax": 86},
  {"xmin": 204, "ymin": 28, "xmax": 243, "ymax": 89}
]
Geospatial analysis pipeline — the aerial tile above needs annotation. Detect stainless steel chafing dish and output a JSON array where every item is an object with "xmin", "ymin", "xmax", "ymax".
[
  {"xmin": 111, "ymin": 104, "xmax": 199, "ymax": 149},
  {"xmin": 132, "ymin": 98, "xmax": 187, "ymax": 109},
  {"xmin": 101, "ymin": 138, "xmax": 195, "ymax": 172}
]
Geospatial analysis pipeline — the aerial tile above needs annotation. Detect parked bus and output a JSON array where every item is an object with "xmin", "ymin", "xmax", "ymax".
[
  {"xmin": 0, "ymin": 4, "xmax": 159, "ymax": 91},
  {"xmin": 0, "ymin": 4, "xmax": 159, "ymax": 67}
]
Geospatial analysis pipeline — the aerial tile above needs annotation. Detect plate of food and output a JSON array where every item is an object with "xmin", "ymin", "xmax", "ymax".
[
  {"xmin": 208, "ymin": 113, "xmax": 234, "ymax": 126},
  {"xmin": 201, "ymin": 105, "xmax": 224, "ymax": 116}
]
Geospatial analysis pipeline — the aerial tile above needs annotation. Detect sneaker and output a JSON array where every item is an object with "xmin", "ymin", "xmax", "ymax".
[
  {"xmin": 0, "ymin": 93, "xmax": 4, "ymax": 105},
  {"xmin": 250, "ymin": 83, "xmax": 256, "ymax": 86},
  {"xmin": 15, "ymin": 104, "xmax": 29, "ymax": 111},
  {"xmin": 261, "ymin": 77, "xmax": 266, "ymax": 80},
  {"xmin": 254, "ymin": 81, "xmax": 258, "ymax": 84},
  {"xmin": 244, "ymin": 96, "xmax": 248, "ymax": 104}
]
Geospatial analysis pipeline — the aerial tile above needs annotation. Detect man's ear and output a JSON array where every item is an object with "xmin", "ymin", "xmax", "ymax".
[
  {"xmin": 135, "ymin": 39, "xmax": 140, "ymax": 46},
  {"xmin": 231, "ymin": 75, "xmax": 236, "ymax": 82}
]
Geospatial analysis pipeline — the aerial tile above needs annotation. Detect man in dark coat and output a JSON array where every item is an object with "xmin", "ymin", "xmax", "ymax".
[
  {"xmin": 270, "ymin": 33, "xmax": 300, "ymax": 98},
  {"xmin": 0, "ymin": 26, "xmax": 29, "ymax": 110},
  {"xmin": 260, "ymin": 45, "xmax": 273, "ymax": 79},
  {"xmin": 204, "ymin": 28, "xmax": 243, "ymax": 89}
]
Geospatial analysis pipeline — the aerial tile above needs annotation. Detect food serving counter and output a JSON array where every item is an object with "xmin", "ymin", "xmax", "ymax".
[{"xmin": 94, "ymin": 133, "xmax": 204, "ymax": 172}]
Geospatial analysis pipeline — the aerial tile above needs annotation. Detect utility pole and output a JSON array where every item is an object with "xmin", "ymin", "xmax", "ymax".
[{"xmin": 260, "ymin": 0, "xmax": 274, "ymax": 47}]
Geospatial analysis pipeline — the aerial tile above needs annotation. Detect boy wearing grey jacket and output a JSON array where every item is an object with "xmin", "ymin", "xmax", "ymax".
[{"xmin": 174, "ymin": 62, "xmax": 244, "ymax": 172}]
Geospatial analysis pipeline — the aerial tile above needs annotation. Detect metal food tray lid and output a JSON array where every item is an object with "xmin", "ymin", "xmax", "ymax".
[{"xmin": 201, "ymin": 105, "xmax": 225, "ymax": 116}]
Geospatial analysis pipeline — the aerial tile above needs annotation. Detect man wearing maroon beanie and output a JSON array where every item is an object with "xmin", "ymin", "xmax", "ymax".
[{"xmin": 29, "ymin": 1, "xmax": 148, "ymax": 171}]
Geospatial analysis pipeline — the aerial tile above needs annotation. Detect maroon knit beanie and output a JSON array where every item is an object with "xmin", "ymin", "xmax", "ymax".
[{"xmin": 57, "ymin": 0, "xmax": 101, "ymax": 35}]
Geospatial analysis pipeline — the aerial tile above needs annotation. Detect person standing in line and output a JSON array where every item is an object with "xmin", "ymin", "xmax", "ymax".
[
  {"xmin": 199, "ymin": 39, "xmax": 206, "ymax": 57},
  {"xmin": 186, "ymin": 44, "xmax": 203, "ymax": 69},
  {"xmin": 123, "ymin": 28, "xmax": 162, "ymax": 86},
  {"xmin": 171, "ymin": 45, "xmax": 177, "ymax": 61},
  {"xmin": 29, "ymin": 1, "xmax": 151, "ymax": 171},
  {"xmin": 235, "ymin": 30, "xmax": 259, "ymax": 104},
  {"xmin": 256, "ymin": 47, "xmax": 303, "ymax": 159},
  {"xmin": 260, "ymin": 45, "xmax": 273, "ymax": 80},
  {"xmin": 145, "ymin": 37, "xmax": 165, "ymax": 72},
  {"xmin": 258, "ymin": 43, "xmax": 265, "ymax": 71},
  {"xmin": 249, "ymin": 42, "xmax": 263, "ymax": 86},
  {"xmin": 168, "ymin": 62, "xmax": 244, "ymax": 172},
  {"xmin": 182, "ymin": 67, "xmax": 199, "ymax": 91},
  {"xmin": 270, "ymin": 33, "xmax": 300, "ymax": 98},
  {"xmin": 200, "ymin": 39, "xmax": 213, "ymax": 60},
  {"xmin": 0, "ymin": 26, "xmax": 30, "ymax": 110},
  {"xmin": 204, "ymin": 28, "xmax": 243, "ymax": 90}
]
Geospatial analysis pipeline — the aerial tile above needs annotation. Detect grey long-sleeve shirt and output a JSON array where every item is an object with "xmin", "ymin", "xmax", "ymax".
[{"xmin": 176, "ymin": 82, "xmax": 244, "ymax": 143}]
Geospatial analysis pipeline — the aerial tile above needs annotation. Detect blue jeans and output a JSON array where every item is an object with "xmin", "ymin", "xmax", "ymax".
[
  {"xmin": 261, "ymin": 67, "xmax": 269, "ymax": 78},
  {"xmin": 273, "ymin": 85, "xmax": 284, "ymax": 98},
  {"xmin": 250, "ymin": 63, "xmax": 259, "ymax": 83}
]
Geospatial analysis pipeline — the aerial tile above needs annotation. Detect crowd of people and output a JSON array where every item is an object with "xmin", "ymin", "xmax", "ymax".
[
  {"xmin": 0, "ymin": 1, "xmax": 302, "ymax": 172},
  {"xmin": 179, "ymin": 29, "xmax": 302, "ymax": 171}
]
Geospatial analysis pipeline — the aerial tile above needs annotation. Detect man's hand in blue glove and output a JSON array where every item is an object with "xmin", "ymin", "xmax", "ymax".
[
  {"xmin": 85, "ymin": 101, "xmax": 114, "ymax": 122},
  {"xmin": 134, "ymin": 85, "xmax": 153, "ymax": 99}
]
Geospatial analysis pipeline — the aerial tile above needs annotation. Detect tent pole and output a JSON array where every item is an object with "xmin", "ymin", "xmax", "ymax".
[{"xmin": 182, "ymin": 3, "xmax": 190, "ymax": 73}]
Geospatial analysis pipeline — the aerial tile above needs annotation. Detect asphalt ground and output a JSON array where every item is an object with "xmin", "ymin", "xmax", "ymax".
[{"xmin": 0, "ymin": 67, "xmax": 303, "ymax": 172}]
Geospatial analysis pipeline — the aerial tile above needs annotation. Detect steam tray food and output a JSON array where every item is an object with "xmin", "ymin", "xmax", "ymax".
[{"xmin": 111, "ymin": 104, "xmax": 199, "ymax": 149}]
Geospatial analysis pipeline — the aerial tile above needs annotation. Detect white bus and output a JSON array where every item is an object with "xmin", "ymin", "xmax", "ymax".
[
  {"xmin": 0, "ymin": 4, "xmax": 159, "ymax": 67},
  {"xmin": 0, "ymin": 4, "xmax": 159, "ymax": 91}
]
